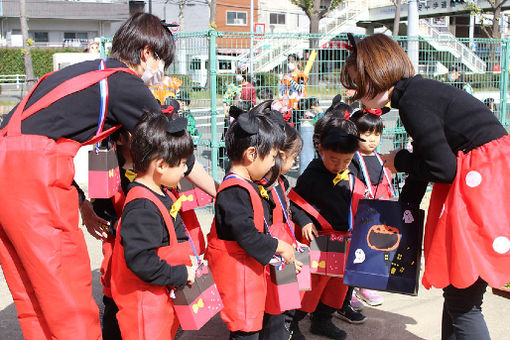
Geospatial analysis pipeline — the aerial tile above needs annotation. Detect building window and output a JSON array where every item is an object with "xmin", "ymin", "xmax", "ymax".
[
  {"xmin": 32, "ymin": 32, "xmax": 49, "ymax": 42},
  {"xmin": 64, "ymin": 32, "xmax": 88, "ymax": 40},
  {"xmin": 269, "ymin": 13, "xmax": 286, "ymax": 25},
  {"xmin": 226, "ymin": 11, "xmax": 247, "ymax": 26}
]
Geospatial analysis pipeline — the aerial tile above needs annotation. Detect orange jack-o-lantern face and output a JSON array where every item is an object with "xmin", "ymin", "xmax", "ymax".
[{"xmin": 366, "ymin": 225, "xmax": 401, "ymax": 251}]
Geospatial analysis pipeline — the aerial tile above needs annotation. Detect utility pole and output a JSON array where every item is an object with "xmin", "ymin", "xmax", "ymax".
[
  {"xmin": 407, "ymin": 0, "xmax": 419, "ymax": 73},
  {"xmin": 19, "ymin": 0, "xmax": 35, "ymax": 91}
]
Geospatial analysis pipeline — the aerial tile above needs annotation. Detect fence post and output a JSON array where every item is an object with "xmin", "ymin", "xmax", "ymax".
[
  {"xmin": 208, "ymin": 28, "xmax": 219, "ymax": 182},
  {"xmin": 499, "ymin": 38, "xmax": 509, "ymax": 127},
  {"xmin": 100, "ymin": 37, "xmax": 108, "ymax": 60}
]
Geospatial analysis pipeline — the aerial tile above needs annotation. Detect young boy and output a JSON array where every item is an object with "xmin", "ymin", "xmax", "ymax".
[
  {"xmin": 289, "ymin": 113, "xmax": 364, "ymax": 340},
  {"xmin": 110, "ymin": 111, "xmax": 197, "ymax": 340}
]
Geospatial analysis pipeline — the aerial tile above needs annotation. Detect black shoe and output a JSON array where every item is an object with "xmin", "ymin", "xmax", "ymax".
[
  {"xmin": 335, "ymin": 304, "xmax": 367, "ymax": 324},
  {"xmin": 289, "ymin": 319, "xmax": 306, "ymax": 340},
  {"xmin": 310, "ymin": 318, "xmax": 346, "ymax": 340}
]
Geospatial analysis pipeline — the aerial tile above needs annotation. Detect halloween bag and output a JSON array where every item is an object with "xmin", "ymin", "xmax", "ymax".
[
  {"xmin": 295, "ymin": 247, "xmax": 311, "ymax": 291},
  {"xmin": 88, "ymin": 145, "xmax": 121, "ymax": 198},
  {"xmin": 343, "ymin": 199, "xmax": 424, "ymax": 295},
  {"xmin": 180, "ymin": 187, "xmax": 214, "ymax": 212},
  {"xmin": 309, "ymin": 232, "xmax": 349, "ymax": 277},
  {"xmin": 172, "ymin": 263, "xmax": 224, "ymax": 330},
  {"xmin": 265, "ymin": 259, "xmax": 301, "ymax": 313}
]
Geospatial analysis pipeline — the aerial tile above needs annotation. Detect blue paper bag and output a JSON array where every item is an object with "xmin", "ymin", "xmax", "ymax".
[{"xmin": 344, "ymin": 199, "xmax": 424, "ymax": 295}]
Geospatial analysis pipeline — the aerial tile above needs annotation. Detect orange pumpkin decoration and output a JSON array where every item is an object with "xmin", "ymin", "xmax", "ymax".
[{"xmin": 366, "ymin": 224, "xmax": 401, "ymax": 251}]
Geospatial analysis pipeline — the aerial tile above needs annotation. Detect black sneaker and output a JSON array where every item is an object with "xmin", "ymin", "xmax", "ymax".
[
  {"xmin": 310, "ymin": 318, "xmax": 346, "ymax": 340},
  {"xmin": 335, "ymin": 304, "xmax": 367, "ymax": 324},
  {"xmin": 289, "ymin": 324, "xmax": 305, "ymax": 340}
]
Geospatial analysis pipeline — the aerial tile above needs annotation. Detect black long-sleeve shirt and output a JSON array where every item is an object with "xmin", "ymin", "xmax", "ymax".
[
  {"xmin": 290, "ymin": 158, "xmax": 353, "ymax": 232},
  {"xmin": 0, "ymin": 59, "xmax": 160, "ymax": 142},
  {"xmin": 391, "ymin": 75, "xmax": 507, "ymax": 204},
  {"xmin": 349, "ymin": 154, "xmax": 385, "ymax": 186},
  {"xmin": 119, "ymin": 182, "xmax": 188, "ymax": 288},
  {"xmin": 214, "ymin": 176, "xmax": 278, "ymax": 266}
]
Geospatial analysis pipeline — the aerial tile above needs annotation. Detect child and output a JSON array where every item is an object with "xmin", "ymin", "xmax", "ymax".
[
  {"xmin": 288, "ymin": 114, "xmax": 364, "ymax": 340},
  {"xmin": 110, "ymin": 111, "xmax": 197, "ymax": 340},
  {"xmin": 259, "ymin": 114, "xmax": 304, "ymax": 340},
  {"xmin": 206, "ymin": 109, "xmax": 298, "ymax": 340},
  {"xmin": 344, "ymin": 108, "xmax": 396, "ymax": 310}
]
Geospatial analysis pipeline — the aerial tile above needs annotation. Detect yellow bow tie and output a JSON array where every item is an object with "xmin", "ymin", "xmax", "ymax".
[
  {"xmin": 332, "ymin": 170, "xmax": 350, "ymax": 186},
  {"xmin": 169, "ymin": 194, "xmax": 194, "ymax": 218},
  {"xmin": 125, "ymin": 169, "xmax": 137, "ymax": 182},
  {"xmin": 192, "ymin": 298, "xmax": 204, "ymax": 314},
  {"xmin": 312, "ymin": 260, "xmax": 326, "ymax": 269},
  {"xmin": 258, "ymin": 185, "xmax": 269, "ymax": 200}
]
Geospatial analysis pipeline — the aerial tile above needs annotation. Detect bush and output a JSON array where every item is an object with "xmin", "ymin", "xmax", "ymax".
[{"xmin": 0, "ymin": 48, "xmax": 82, "ymax": 77}]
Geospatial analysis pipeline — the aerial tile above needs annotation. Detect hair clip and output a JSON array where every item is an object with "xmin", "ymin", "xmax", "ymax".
[
  {"xmin": 161, "ymin": 20, "xmax": 179, "ymax": 28},
  {"xmin": 161, "ymin": 105, "xmax": 175, "ymax": 116},
  {"xmin": 229, "ymin": 105, "xmax": 245, "ymax": 120},
  {"xmin": 267, "ymin": 110, "xmax": 286, "ymax": 129},
  {"xmin": 363, "ymin": 107, "xmax": 390, "ymax": 116},
  {"xmin": 346, "ymin": 33, "xmax": 359, "ymax": 54},
  {"xmin": 237, "ymin": 112, "xmax": 259, "ymax": 135},
  {"xmin": 343, "ymin": 110, "xmax": 351, "ymax": 120},
  {"xmin": 167, "ymin": 117, "xmax": 187, "ymax": 134}
]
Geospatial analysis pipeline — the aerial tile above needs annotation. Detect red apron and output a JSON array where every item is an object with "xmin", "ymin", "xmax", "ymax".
[
  {"xmin": 0, "ymin": 67, "xmax": 135, "ymax": 340},
  {"xmin": 288, "ymin": 175, "xmax": 363, "ymax": 312},
  {"xmin": 354, "ymin": 151, "xmax": 396, "ymax": 199},
  {"xmin": 110, "ymin": 185, "xmax": 194, "ymax": 340},
  {"xmin": 422, "ymin": 134, "xmax": 510, "ymax": 289},
  {"xmin": 206, "ymin": 177, "xmax": 267, "ymax": 332},
  {"xmin": 100, "ymin": 189, "xmax": 126, "ymax": 298}
]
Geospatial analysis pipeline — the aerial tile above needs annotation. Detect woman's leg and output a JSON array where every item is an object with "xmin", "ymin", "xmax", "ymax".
[{"xmin": 441, "ymin": 278, "xmax": 490, "ymax": 340}]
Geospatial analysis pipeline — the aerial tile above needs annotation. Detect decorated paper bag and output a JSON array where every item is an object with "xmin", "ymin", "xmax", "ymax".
[
  {"xmin": 295, "ymin": 247, "xmax": 311, "ymax": 291},
  {"xmin": 309, "ymin": 234, "xmax": 328, "ymax": 275},
  {"xmin": 344, "ymin": 199, "xmax": 424, "ymax": 295},
  {"xmin": 326, "ymin": 232, "xmax": 348, "ymax": 277},
  {"xmin": 173, "ymin": 263, "xmax": 224, "ymax": 330},
  {"xmin": 88, "ymin": 147, "xmax": 120, "ymax": 198},
  {"xmin": 266, "ymin": 262, "xmax": 301, "ymax": 313}
]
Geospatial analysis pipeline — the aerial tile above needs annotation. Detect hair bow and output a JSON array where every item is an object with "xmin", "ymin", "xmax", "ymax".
[
  {"xmin": 237, "ymin": 112, "xmax": 259, "ymax": 135},
  {"xmin": 346, "ymin": 33, "xmax": 359, "ymax": 53},
  {"xmin": 363, "ymin": 107, "xmax": 390, "ymax": 117},
  {"xmin": 161, "ymin": 20, "xmax": 179, "ymax": 28},
  {"xmin": 343, "ymin": 110, "xmax": 351, "ymax": 120},
  {"xmin": 267, "ymin": 109, "xmax": 286, "ymax": 129},
  {"xmin": 167, "ymin": 117, "xmax": 188, "ymax": 134}
]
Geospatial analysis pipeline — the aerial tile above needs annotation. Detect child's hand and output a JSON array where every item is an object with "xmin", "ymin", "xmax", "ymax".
[
  {"xmin": 79, "ymin": 199, "xmax": 110, "ymax": 240},
  {"xmin": 186, "ymin": 266, "xmax": 196, "ymax": 286},
  {"xmin": 301, "ymin": 223, "xmax": 319, "ymax": 242},
  {"xmin": 276, "ymin": 240, "xmax": 296, "ymax": 264},
  {"xmin": 294, "ymin": 259, "xmax": 303, "ymax": 274}
]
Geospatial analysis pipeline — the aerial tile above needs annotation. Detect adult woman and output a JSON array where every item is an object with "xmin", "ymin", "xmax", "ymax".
[
  {"xmin": 341, "ymin": 33, "xmax": 510, "ymax": 340},
  {"xmin": 0, "ymin": 12, "xmax": 214, "ymax": 340}
]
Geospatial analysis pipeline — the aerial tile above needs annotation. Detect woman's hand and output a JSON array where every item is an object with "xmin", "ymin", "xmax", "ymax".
[
  {"xmin": 380, "ymin": 149, "xmax": 401, "ymax": 173},
  {"xmin": 79, "ymin": 199, "xmax": 109, "ymax": 240},
  {"xmin": 301, "ymin": 223, "xmax": 319, "ymax": 242}
]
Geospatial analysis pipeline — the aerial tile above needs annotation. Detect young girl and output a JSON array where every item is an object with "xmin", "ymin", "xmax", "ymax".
[
  {"xmin": 259, "ymin": 117, "xmax": 304, "ymax": 340},
  {"xmin": 347, "ymin": 108, "xmax": 395, "ymax": 308},
  {"xmin": 341, "ymin": 33, "xmax": 510, "ymax": 339},
  {"xmin": 206, "ymin": 110, "xmax": 298, "ymax": 340},
  {"xmin": 110, "ymin": 111, "xmax": 197, "ymax": 340}
]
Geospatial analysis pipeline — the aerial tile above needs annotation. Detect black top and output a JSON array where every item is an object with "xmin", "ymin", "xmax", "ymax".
[
  {"xmin": 391, "ymin": 75, "xmax": 507, "ymax": 204},
  {"xmin": 214, "ymin": 175, "xmax": 278, "ymax": 266},
  {"xmin": 0, "ymin": 59, "xmax": 160, "ymax": 143},
  {"xmin": 349, "ymin": 154, "xmax": 384, "ymax": 186},
  {"xmin": 119, "ymin": 182, "xmax": 189, "ymax": 288},
  {"xmin": 290, "ymin": 158, "xmax": 353, "ymax": 231}
]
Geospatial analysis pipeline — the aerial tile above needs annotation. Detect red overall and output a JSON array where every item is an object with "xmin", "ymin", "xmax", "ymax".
[
  {"xmin": 422, "ymin": 134, "xmax": 510, "ymax": 289},
  {"xmin": 100, "ymin": 189, "xmax": 125, "ymax": 298},
  {"xmin": 110, "ymin": 185, "xmax": 195, "ymax": 340},
  {"xmin": 206, "ymin": 177, "xmax": 267, "ymax": 332},
  {"xmin": 288, "ymin": 176, "xmax": 364, "ymax": 312},
  {"xmin": 0, "ymin": 67, "xmax": 135, "ymax": 340}
]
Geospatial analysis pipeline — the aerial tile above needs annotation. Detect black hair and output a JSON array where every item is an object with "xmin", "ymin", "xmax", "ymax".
[
  {"xmin": 314, "ymin": 102, "xmax": 352, "ymax": 151},
  {"xmin": 350, "ymin": 110, "xmax": 384, "ymax": 134},
  {"xmin": 110, "ymin": 12, "xmax": 175, "ymax": 68},
  {"xmin": 130, "ymin": 110, "xmax": 193, "ymax": 173},
  {"xmin": 317, "ymin": 116, "xmax": 359, "ymax": 154},
  {"xmin": 225, "ymin": 107, "xmax": 285, "ymax": 163}
]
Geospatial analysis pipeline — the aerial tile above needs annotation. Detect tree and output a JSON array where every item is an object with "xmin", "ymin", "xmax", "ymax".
[
  {"xmin": 467, "ymin": 0, "xmax": 509, "ymax": 38},
  {"xmin": 19, "ymin": 0, "xmax": 35, "ymax": 91},
  {"xmin": 291, "ymin": 0, "xmax": 343, "ymax": 37},
  {"xmin": 392, "ymin": 0, "xmax": 402, "ymax": 36},
  {"xmin": 204, "ymin": 0, "xmax": 217, "ymax": 29}
]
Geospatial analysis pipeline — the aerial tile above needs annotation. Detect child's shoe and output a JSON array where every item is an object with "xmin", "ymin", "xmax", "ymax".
[
  {"xmin": 350, "ymin": 291, "xmax": 364, "ymax": 312},
  {"xmin": 310, "ymin": 316, "xmax": 346, "ymax": 340},
  {"xmin": 289, "ymin": 320, "xmax": 305, "ymax": 340},
  {"xmin": 335, "ymin": 304, "xmax": 367, "ymax": 324},
  {"xmin": 356, "ymin": 288, "xmax": 384, "ymax": 306}
]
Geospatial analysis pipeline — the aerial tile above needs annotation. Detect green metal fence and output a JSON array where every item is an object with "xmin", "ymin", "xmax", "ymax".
[{"xmin": 103, "ymin": 31, "xmax": 510, "ymax": 184}]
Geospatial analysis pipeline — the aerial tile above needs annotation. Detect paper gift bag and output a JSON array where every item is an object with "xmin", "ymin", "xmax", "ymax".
[
  {"xmin": 295, "ymin": 247, "xmax": 311, "ymax": 291},
  {"xmin": 173, "ymin": 264, "xmax": 224, "ymax": 330},
  {"xmin": 88, "ymin": 147, "xmax": 120, "ymax": 198},
  {"xmin": 309, "ymin": 235, "xmax": 328, "ymax": 275},
  {"xmin": 344, "ymin": 199, "xmax": 424, "ymax": 295},
  {"xmin": 266, "ymin": 262, "xmax": 301, "ymax": 313},
  {"xmin": 326, "ymin": 233, "xmax": 348, "ymax": 277},
  {"xmin": 180, "ymin": 187, "xmax": 214, "ymax": 212}
]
